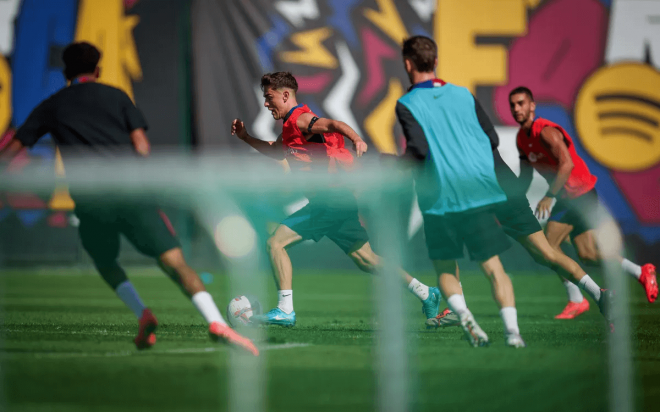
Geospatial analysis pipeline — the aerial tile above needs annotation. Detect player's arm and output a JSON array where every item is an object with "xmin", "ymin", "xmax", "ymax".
[
  {"xmin": 130, "ymin": 128, "xmax": 151, "ymax": 157},
  {"xmin": 517, "ymin": 149, "xmax": 534, "ymax": 192},
  {"xmin": 535, "ymin": 126, "xmax": 573, "ymax": 218},
  {"xmin": 1, "ymin": 101, "xmax": 50, "ymax": 166},
  {"xmin": 474, "ymin": 97, "xmax": 499, "ymax": 150},
  {"xmin": 121, "ymin": 92, "xmax": 151, "ymax": 157},
  {"xmin": 395, "ymin": 102, "xmax": 428, "ymax": 166},
  {"xmin": 231, "ymin": 119, "xmax": 284, "ymax": 160},
  {"xmin": 296, "ymin": 113, "xmax": 367, "ymax": 157}
]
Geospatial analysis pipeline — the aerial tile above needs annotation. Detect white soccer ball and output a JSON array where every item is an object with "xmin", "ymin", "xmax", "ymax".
[{"xmin": 226, "ymin": 295, "xmax": 261, "ymax": 327}]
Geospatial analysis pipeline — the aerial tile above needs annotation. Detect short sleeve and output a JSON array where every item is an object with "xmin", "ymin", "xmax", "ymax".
[
  {"xmin": 14, "ymin": 100, "xmax": 52, "ymax": 147},
  {"xmin": 120, "ymin": 92, "xmax": 148, "ymax": 132}
]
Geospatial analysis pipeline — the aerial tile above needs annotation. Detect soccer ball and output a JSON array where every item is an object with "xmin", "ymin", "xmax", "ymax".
[{"xmin": 226, "ymin": 295, "xmax": 262, "ymax": 327}]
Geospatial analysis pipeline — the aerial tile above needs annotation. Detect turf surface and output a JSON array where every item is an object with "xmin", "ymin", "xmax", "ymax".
[{"xmin": 1, "ymin": 268, "xmax": 659, "ymax": 412}]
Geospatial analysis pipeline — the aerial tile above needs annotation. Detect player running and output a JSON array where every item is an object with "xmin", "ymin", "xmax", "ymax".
[
  {"xmin": 509, "ymin": 87, "xmax": 657, "ymax": 308},
  {"xmin": 0, "ymin": 42, "xmax": 258, "ymax": 356},
  {"xmin": 396, "ymin": 36, "xmax": 524, "ymax": 347},
  {"xmin": 231, "ymin": 72, "xmax": 440, "ymax": 327}
]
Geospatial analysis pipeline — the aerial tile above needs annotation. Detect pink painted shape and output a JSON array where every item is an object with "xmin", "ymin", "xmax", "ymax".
[
  {"xmin": 124, "ymin": 0, "xmax": 139, "ymax": 10},
  {"xmin": 47, "ymin": 211, "xmax": 69, "ymax": 228},
  {"xmin": 7, "ymin": 193, "xmax": 47, "ymax": 209},
  {"xmin": 358, "ymin": 27, "xmax": 398, "ymax": 105},
  {"xmin": 612, "ymin": 164, "xmax": 660, "ymax": 224},
  {"xmin": 493, "ymin": 0, "xmax": 607, "ymax": 125},
  {"xmin": 0, "ymin": 128, "xmax": 15, "ymax": 150},
  {"xmin": 296, "ymin": 72, "xmax": 333, "ymax": 94}
]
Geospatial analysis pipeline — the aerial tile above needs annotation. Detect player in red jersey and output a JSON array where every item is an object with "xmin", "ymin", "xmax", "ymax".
[
  {"xmin": 509, "ymin": 86, "xmax": 657, "ymax": 309},
  {"xmin": 231, "ymin": 72, "xmax": 440, "ymax": 326}
]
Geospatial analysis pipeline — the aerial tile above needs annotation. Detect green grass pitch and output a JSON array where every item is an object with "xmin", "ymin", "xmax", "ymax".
[{"xmin": 1, "ymin": 268, "xmax": 659, "ymax": 412}]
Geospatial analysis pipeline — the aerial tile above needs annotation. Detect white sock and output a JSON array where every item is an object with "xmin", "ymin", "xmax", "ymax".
[
  {"xmin": 115, "ymin": 281, "xmax": 146, "ymax": 318},
  {"xmin": 446, "ymin": 294, "xmax": 468, "ymax": 317},
  {"xmin": 500, "ymin": 307, "xmax": 520, "ymax": 335},
  {"xmin": 191, "ymin": 291, "xmax": 226, "ymax": 325},
  {"xmin": 408, "ymin": 278, "xmax": 430, "ymax": 301},
  {"xmin": 621, "ymin": 259, "xmax": 642, "ymax": 279},
  {"xmin": 277, "ymin": 289, "xmax": 294, "ymax": 314},
  {"xmin": 578, "ymin": 275, "xmax": 602, "ymax": 302},
  {"xmin": 562, "ymin": 278, "xmax": 584, "ymax": 303}
]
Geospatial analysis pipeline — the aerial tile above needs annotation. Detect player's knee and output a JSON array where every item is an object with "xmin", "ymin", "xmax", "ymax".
[
  {"xmin": 349, "ymin": 250, "xmax": 377, "ymax": 274},
  {"xmin": 578, "ymin": 249, "xmax": 599, "ymax": 266},
  {"xmin": 266, "ymin": 236, "xmax": 283, "ymax": 254},
  {"xmin": 159, "ymin": 247, "xmax": 187, "ymax": 270}
]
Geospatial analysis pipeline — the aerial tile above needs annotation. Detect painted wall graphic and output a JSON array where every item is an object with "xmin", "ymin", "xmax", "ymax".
[{"xmin": 191, "ymin": 0, "xmax": 657, "ymax": 262}]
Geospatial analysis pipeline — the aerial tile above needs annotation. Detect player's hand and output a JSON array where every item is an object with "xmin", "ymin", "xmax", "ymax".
[
  {"xmin": 231, "ymin": 118, "xmax": 248, "ymax": 140},
  {"xmin": 535, "ymin": 196, "xmax": 556, "ymax": 220},
  {"xmin": 353, "ymin": 139, "xmax": 368, "ymax": 157}
]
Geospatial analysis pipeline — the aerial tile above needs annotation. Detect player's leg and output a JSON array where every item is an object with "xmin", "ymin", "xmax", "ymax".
[
  {"xmin": 122, "ymin": 205, "xmax": 258, "ymax": 355},
  {"xmin": 346, "ymin": 241, "xmax": 440, "ymax": 319}
]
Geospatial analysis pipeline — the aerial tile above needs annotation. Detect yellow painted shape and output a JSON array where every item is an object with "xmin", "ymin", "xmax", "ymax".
[
  {"xmin": 279, "ymin": 27, "xmax": 338, "ymax": 69},
  {"xmin": 48, "ymin": 184, "xmax": 75, "ymax": 211},
  {"xmin": 364, "ymin": 0, "xmax": 409, "ymax": 44},
  {"xmin": 364, "ymin": 78, "xmax": 404, "ymax": 154},
  {"xmin": 0, "ymin": 55, "xmax": 10, "ymax": 134},
  {"xmin": 74, "ymin": 0, "xmax": 142, "ymax": 99},
  {"xmin": 525, "ymin": 0, "xmax": 542, "ymax": 8},
  {"xmin": 435, "ymin": 0, "xmax": 527, "ymax": 94},
  {"xmin": 575, "ymin": 63, "xmax": 660, "ymax": 172}
]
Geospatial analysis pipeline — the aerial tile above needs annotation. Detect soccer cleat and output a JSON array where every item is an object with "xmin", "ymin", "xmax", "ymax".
[
  {"xmin": 209, "ymin": 322, "xmax": 259, "ymax": 356},
  {"xmin": 554, "ymin": 299, "xmax": 590, "ymax": 319},
  {"xmin": 459, "ymin": 312, "xmax": 489, "ymax": 347},
  {"xmin": 639, "ymin": 264, "xmax": 657, "ymax": 303},
  {"xmin": 250, "ymin": 307, "xmax": 296, "ymax": 327},
  {"xmin": 134, "ymin": 308, "xmax": 158, "ymax": 350},
  {"xmin": 598, "ymin": 289, "xmax": 615, "ymax": 323},
  {"xmin": 425, "ymin": 308, "xmax": 461, "ymax": 329},
  {"xmin": 505, "ymin": 333, "xmax": 526, "ymax": 348},
  {"xmin": 421, "ymin": 287, "xmax": 441, "ymax": 319}
]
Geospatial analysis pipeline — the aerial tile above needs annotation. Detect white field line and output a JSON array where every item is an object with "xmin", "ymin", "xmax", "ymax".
[{"xmin": 1, "ymin": 343, "xmax": 310, "ymax": 359}]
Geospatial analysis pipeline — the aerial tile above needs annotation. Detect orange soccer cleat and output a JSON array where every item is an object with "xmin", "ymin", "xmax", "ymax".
[
  {"xmin": 554, "ymin": 299, "xmax": 590, "ymax": 319},
  {"xmin": 639, "ymin": 264, "xmax": 657, "ymax": 303},
  {"xmin": 209, "ymin": 322, "xmax": 259, "ymax": 356},
  {"xmin": 134, "ymin": 308, "xmax": 158, "ymax": 350}
]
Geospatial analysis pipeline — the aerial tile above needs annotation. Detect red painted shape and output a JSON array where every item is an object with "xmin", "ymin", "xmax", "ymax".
[
  {"xmin": 612, "ymin": 164, "xmax": 660, "ymax": 224},
  {"xmin": 0, "ymin": 128, "xmax": 15, "ymax": 150},
  {"xmin": 47, "ymin": 211, "xmax": 69, "ymax": 228},
  {"xmin": 493, "ymin": 0, "xmax": 607, "ymax": 124},
  {"xmin": 6, "ymin": 193, "xmax": 47, "ymax": 209},
  {"xmin": 357, "ymin": 27, "xmax": 398, "ymax": 105},
  {"xmin": 296, "ymin": 72, "xmax": 333, "ymax": 94}
]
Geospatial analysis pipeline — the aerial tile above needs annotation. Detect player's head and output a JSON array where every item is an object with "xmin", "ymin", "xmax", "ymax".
[
  {"xmin": 260, "ymin": 72, "xmax": 298, "ymax": 120},
  {"xmin": 62, "ymin": 42, "xmax": 101, "ymax": 81},
  {"xmin": 401, "ymin": 36, "xmax": 437, "ymax": 81},
  {"xmin": 509, "ymin": 86, "xmax": 536, "ymax": 125}
]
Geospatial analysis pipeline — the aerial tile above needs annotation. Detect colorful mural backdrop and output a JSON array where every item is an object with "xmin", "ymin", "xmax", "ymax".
[{"xmin": 192, "ymin": 0, "xmax": 658, "ymax": 262}]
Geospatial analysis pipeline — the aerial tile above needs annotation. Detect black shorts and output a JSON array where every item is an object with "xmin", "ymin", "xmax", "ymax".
[
  {"xmin": 423, "ymin": 206, "xmax": 511, "ymax": 261},
  {"xmin": 280, "ymin": 192, "xmax": 369, "ymax": 254},
  {"xmin": 75, "ymin": 201, "xmax": 180, "ymax": 264},
  {"xmin": 548, "ymin": 189, "xmax": 606, "ymax": 237},
  {"xmin": 495, "ymin": 199, "xmax": 542, "ymax": 240}
]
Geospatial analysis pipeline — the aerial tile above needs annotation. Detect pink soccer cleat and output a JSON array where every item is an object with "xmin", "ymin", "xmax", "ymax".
[
  {"xmin": 639, "ymin": 264, "xmax": 657, "ymax": 303},
  {"xmin": 554, "ymin": 299, "xmax": 590, "ymax": 319},
  {"xmin": 209, "ymin": 322, "xmax": 259, "ymax": 356},
  {"xmin": 134, "ymin": 308, "xmax": 158, "ymax": 350}
]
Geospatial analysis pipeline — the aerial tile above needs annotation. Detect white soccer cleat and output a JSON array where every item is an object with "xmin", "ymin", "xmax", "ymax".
[
  {"xmin": 505, "ymin": 333, "xmax": 526, "ymax": 348},
  {"xmin": 459, "ymin": 312, "xmax": 489, "ymax": 347}
]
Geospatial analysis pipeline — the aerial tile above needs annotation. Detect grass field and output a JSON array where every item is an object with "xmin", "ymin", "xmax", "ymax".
[{"xmin": 1, "ymin": 268, "xmax": 659, "ymax": 412}]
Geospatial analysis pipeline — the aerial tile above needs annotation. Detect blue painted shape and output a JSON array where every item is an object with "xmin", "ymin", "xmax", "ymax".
[
  {"xmin": 0, "ymin": 208, "xmax": 10, "ymax": 222},
  {"xmin": 599, "ymin": 0, "xmax": 612, "ymax": 8},
  {"xmin": 12, "ymin": 0, "xmax": 78, "ymax": 160},
  {"xmin": 16, "ymin": 210, "xmax": 46, "ymax": 227},
  {"xmin": 327, "ymin": 0, "xmax": 361, "ymax": 49},
  {"xmin": 535, "ymin": 104, "xmax": 660, "ymax": 243},
  {"xmin": 256, "ymin": 14, "xmax": 291, "ymax": 71},
  {"xmin": 411, "ymin": 24, "xmax": 432, "ymax": 38}
]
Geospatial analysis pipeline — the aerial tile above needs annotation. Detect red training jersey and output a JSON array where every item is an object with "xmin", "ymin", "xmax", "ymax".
[
  {"xmin": 282, "ymin": 104, "xmax": 353, "ymax": 173},
  {"xmin": 516, "ymin": 118, "xmax": 597, "ymax": 198}
]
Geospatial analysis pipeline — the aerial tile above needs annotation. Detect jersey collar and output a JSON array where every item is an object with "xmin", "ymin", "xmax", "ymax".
[
  {"xmin": 409, "ymin": 78, "xmax": 446, "ymax": 91},
  {"xmin": 283, "ymin": 104, "xmax": 304, "ymax": 123},
  {"xmin": 71, "ymin": 76, "xmax": 95, "ymax": 85}
]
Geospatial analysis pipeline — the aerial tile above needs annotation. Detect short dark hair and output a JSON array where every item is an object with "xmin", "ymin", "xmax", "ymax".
[
  {"xmin": 62, "ymin": 42, "xmax": 101, "ymax": 81},
  {"xmin": 402, "ymin": 36, "xmax": 437, "ymax": 72},
  {"xmin": 260, "ymin": 72, "xmax": 298, "ymax": 93},
  {"xmin": 509, "ymin": 86, "xmax": 534, "ymax": 102}
]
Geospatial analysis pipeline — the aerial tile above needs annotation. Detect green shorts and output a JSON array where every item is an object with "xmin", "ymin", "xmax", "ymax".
[
  {"xmin": 281, "ymin": 192, "xmax": 369, "ymax": 254},
  {"xmin": 494, "ymin": 199, "xmax": 542, "ymax": 240},
  {"xmin": 76, "ymin": 201, "xmax": 180, "ymax": 264},
  {"xmin": 423, "ymin": 206, "xmax": 511, "ymax": 262}
]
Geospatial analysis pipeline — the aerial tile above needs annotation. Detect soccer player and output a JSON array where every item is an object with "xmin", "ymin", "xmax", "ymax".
[
  {"xmin": 0, "ymin": 42, "xmax": 258, "ymax": 356},
  {"xmin": 231, "ymin": 72, "xmax": 440, "ymax": 327},
  {"xmin": 396, "ymin": 36, "xmax": 524, "ymax": 347},
  {"xmin": 509, "ymin": 86, "xmax": 657, "ymax": 307}
]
